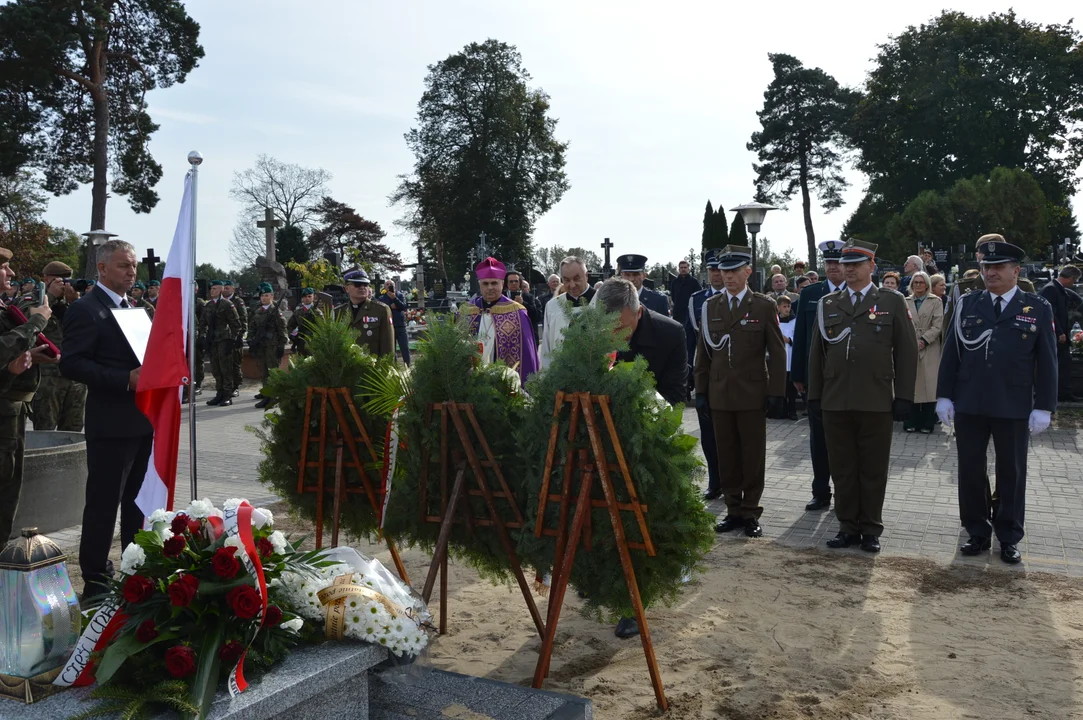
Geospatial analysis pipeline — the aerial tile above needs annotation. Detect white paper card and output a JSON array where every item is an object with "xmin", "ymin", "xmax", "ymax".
[{"xmin": 110, "ymin": 308, "xmax": 153, "ymax": 364}]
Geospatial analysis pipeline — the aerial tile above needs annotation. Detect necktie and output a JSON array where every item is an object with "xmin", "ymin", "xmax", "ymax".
[
  {"xmin": 730, "ymin": 295, "xmax": 738, "ymax": 313},
  {"xmin": 994, "ymin": 296, "xmax": 1002, "ymax": 317},
  {"xmin": 120, "ymin": 299, "xmax": 129, "ymax": 308},
  {"xmin": 853, "ymin": 290, "xmax": 862, "ymax": 307}
]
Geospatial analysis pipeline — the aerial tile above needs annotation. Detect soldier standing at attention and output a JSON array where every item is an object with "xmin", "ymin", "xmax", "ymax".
[
  {"xmin": 130, "ymin": 281, "xmax": 155, "ymax": 319},
  {"xmin": 695, "ymin": 245, "xmax": 786, "ymax": 539},
  {"xmin": 334, "ymin": 269, "xmax": 393, "ymax": 357},
  {"xmin": 686, "ymin": 248, "xmax": 725, "ymax": 501},
  {"xmin": 32, "ymin": 261, "xmax": 86, "ymax": 432},
  {"xmin": 808, "ymin": 240, "xmax": 918, "ymax": 553},
  {"xmin": 0, "ymin": 246, "xmax": 56, "ymax": 542},
  {"xmin": 192, "ymin": 295, "xmax": 206, "ymax": 394},
  {"xmin": 221, "ymin": 279, "xmax": 247, "ymax": 398},
  {"xmin": 144, "ymin": 279, "xmax": 160, "ymax": 306},
  {"xmin": 287, "ymin": 287, "xmax": 323, "ymax": 357},
  {"xmin": 936, "ymin": 237, "xmax": 1057, "ymax": 564},
  {"xmin": 247, "ymin": 283, "xmax": 287, "ymax": 409},
  {"xmin": 201, "ymin": 279, "xmax": 241, "ymax": 407}
]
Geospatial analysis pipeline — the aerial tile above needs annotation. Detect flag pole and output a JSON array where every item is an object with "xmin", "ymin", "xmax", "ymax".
[{"xmin": 187, "ymin": 151, "xmax": 202, "ymax": 501}]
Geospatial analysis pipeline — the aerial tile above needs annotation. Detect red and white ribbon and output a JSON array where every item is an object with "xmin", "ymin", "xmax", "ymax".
[
  {"xmin": 54, "ymin": 599, "xmax": 129, "ymax": 687},
  {"xmin": 223, "ymin": 501, "xmax": 268, "ymax": 696}
]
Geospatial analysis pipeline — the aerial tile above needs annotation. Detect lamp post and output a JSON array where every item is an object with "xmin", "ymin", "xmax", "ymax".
[{"xmin": 730, "ymin": 202, "xmax": 776, "ymax": 292}]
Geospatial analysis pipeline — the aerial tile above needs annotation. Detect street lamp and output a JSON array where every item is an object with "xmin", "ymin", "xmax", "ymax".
[
  {"xmin": 730, "ymin": 202, "xmax": 776, "ymax": 291},
  {"xmin": 81, "ymin": 228, "xmax": 117, "ymax": 246}
]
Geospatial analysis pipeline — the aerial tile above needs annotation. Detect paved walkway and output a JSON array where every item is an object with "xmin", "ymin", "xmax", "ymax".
[{"xmin": 46, "ymin": 387, "xmax": 1083, "ymax": 577}]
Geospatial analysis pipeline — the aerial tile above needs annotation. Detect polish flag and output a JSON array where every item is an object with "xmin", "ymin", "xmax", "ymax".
[{"xmin": 134, "ymin": 171, "xmax": 195, "ymax": 519}]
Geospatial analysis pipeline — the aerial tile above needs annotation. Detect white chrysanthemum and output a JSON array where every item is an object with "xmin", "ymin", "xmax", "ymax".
[
  {"xmin": 148, "ymin": 509, "xmax": 170, "ymax": 524},
  {"xmin": 223, "ymin": 498, "xmax": 249, "ymax": 511},
  {"xmin": 268, "ymin": 530, "xmax": 288, "ymax": 554},
  {"xmin": 156, "ymin": 526, "xmax": 174, "ymax": 541},
  {"xmin": 252, "ymin": 508, "xmax": 273, "ymax": 529},
  {"xmin": 224, "ymin": 535, "xmax": 245, "ymax": 551},
  {"xmin": 280, "ymin": 618, "xmax": 304, "ymax": 632},
  {"xmin": 120, "ymin": 543, "xmax": 146, "ymax": 574},
  {"xmin": 185, "ymin": 498, "xmax": 217, "ymax": 518}
]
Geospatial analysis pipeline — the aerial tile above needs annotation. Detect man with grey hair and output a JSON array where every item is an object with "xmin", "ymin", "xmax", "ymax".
[
  {"xmin": 539, "ymin": 256, "xmax": 597, "ymax": 369},
  {"xmin": 60, "ymin": 239, "xmax": 153, "ymax": 600},
  {"xmin": 596, "ymin": 277, "xmax": 686, "ymax": 639},
  {"xmin": 1040, "ymin": 264, "xmax": 1082, "ymax": 401},
  {"xmin": 901, "ymin": 254, "xmax": 923, "ymax": 294}
]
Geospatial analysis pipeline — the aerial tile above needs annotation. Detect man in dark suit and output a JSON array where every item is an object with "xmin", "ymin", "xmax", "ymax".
[
  {"xmin": 60, "ymin": 239, "xmax": 152, "ymax": 599},
  {"xmin": 617, "ymin": 254, "xmax": 671, "ymax": 316},
  {"xmin": 938, "ymin": 236, "xmax": 1058, "ymax": 564},
  {"xmin": 669, "ymin": 260, "xmax": 701, "ymax": 327},
  {"xmin": 505, "ymin": 270, "xmax": 542, "ymax": 344},
  {"xmin": 1040, "ymin": 266, "xmax": 1081, "ymax": 401},
  {"xmin": 790, "ymin": 240, "xmax": 846, "ymax": 512},
  {"xmin": 598, "ymin": 277, "xmax": 686, "ymax": 640}
]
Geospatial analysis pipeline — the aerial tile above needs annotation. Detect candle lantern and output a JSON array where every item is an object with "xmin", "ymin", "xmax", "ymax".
[{"xmin": 0, "ymin": 529, "xmax": 81, "ymax": 703}]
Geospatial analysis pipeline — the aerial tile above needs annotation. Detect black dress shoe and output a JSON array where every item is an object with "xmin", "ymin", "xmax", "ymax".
[
  {"xmin": 218, "ymin": 398, "xmax": 232, "ymax": 407},
  {"xmin": 206, "ymin": 394, "xmax": 222, "ymax": 406},
  {"xmin": 860, "ymin": 535, "xmax": 881, "ymax": 553},
  {"xmin": 255, "ymin": 398, "xmax": 271, "ymax": 409},
  {"xmin": 703, "ymin": 489, "xmax": 722, "ymax": 501},
  {"xmin": 959, "ymin": 537, "xmax": 992, "ymax": 556},
  {"xmin": 1000, "ymin": 544, "xmax": 1022, "ymax": 564},
  {"xmin": 254, "ymin": 392, "xmax": 265, "ymax": 400},
  {"xmin": 744, "ymin": 518, "xmax": 763, "ymax": 538},
  {"xmin": 715, "ymin": 515, "xmax": 744, "ymax": 533},
  {"xmin": 805, "ymin": 496, "xmax": 830, "ymax": 512},
  {"xmin": 614, "ymin": 617, "xmax": 639, "ymax": 638},
  {"xmin": 826, "ymin": 532, "xmax": 860, "ymax": 549}
]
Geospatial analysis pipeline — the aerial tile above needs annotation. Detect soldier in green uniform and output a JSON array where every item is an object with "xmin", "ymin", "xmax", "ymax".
[
  {"xmin": 193, "ymin": 296, "xmax": 206, "ymax": 393},
  {"xmin": 333, "ymin": 269, "xmax": 393, "ymax": 357},
  {"xmin": 694, "ymin": 245, "xmax": 787, "ymax": 539},
  {"xmin": 31, "ymin": 261, "xmax": 87, "ymax": 432},
  {"xmin": 0, "ymin": 246, "xmax": 57, "ymax": 541},
  {"xmin": 247, "ymin": 282, "xmax": 287, "ymax": 409},
  {"xmin": 200, "ymin": 279, "xmax": 241, "ymax": 407},
  {"xmin": 287, "ymin": 287, "xmax": 323, "ymax": 356},
  {"xmin": 222, "ymin": 279, "xmax": 247, "ymax": 397},
  {"xmin": 808, "ymin": 240, "xmax": 919, "ymax": 553},
  {"xmin": 130, "ymin": 281, "xmax": 155, "ymax": 319},
  {"xmin": 144, "ymin": 279, "xmax": 160, "ymax": 307}
]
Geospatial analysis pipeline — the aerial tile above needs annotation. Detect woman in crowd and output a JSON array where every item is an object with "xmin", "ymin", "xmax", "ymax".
[
  {"xmin": 903, "ymin": 271, "xmax": 943, "ymax": 433},
  {"xmin": 881, "ymin": 271, "xmax": 901, "ymax": 292},
  {"xmin": 930, "ymin": 274, "xmax": 947, "ymax": 306}
]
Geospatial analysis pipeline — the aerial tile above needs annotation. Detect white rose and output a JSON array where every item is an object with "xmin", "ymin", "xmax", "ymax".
[
  {"xmin": 252, "ymin": 508, "xmax": 273, "ymax": 529},
  {"xmin": 268, "ymin": 531, "xmax": 288, "ymax": 554},
  {"xmin": 120, "ymin": 543, "xmax": 146, "ymax": 574},
  {"xmin": 224, "ymin": 535, "xmax": 245, "ymax": 551},
  {"xmin": 280, "ymin": 618, "xmax": 304, "ymax": 633},
  {"xmin": 185, "ymin": 498, "xmax": 217, "ymax": 519}
]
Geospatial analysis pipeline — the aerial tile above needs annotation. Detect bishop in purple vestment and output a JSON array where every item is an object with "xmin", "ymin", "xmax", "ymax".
[{"xmin": 463, "ymin": 257, "xmax": 539, "ymax": 382}]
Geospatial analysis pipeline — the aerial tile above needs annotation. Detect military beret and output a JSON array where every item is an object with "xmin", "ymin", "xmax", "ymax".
[
  {"xmin": 134, "ymin": 281, "xmax": 146, "ymax": 290},
  {"xmin": 223, "ymin": 279, "xmax": 234, "ymax": 287},
  {"xmin": 258, "ymin": 282, "xmax": 273, "ymax": 293},
  {"xmin": 209, "ymin": 279, "xmax": 223, "ymax": 287},
  {"xmin": 148, "ymin": 279, "xmax": 161, "ymax": 287},
  {"xmin": 21, "ymin": 278, "xmax": 34, "ymax": 285},
  {"xmin": 43, "ymin": 261, "xmax": 73, "ymax": 277},
  {"xmin": 301, "ymin": 287, "xmax": 315, "ymax": 295}
]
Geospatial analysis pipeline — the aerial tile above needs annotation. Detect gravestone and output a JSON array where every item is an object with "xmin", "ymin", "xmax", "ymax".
[
  {"xmin": 141, "ymin": 249, "xmax": 161, "ymax": 283},
  {"xmin": 255, "ymin": 208, "xmax": 288, "ymax": 294},
  {"xmin": 601, "ymin": 237, "xmax": 614, "ymax": 277}
]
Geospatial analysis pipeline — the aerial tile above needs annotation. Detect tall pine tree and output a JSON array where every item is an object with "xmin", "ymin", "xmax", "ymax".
[
  {"xmin": 713, "ymin": 206, "xmax": 729, "ymax": 247},
  {"xmin": 729, "ymin": 214, "xmax": 748, "ymax": 244},
  {"xmin": 701, "ymin": 200, "xmax": 715, "ymax": 250}
]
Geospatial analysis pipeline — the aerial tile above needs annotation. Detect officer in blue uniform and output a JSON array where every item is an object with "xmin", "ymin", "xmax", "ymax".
[
  {"xmin": 686, "ymin": 249, "xmax": 725, "ymax": 500},
  {"xmin": 618, "ymin": 254, "xmax": 670, "ymax": 316},
  {"xmin": 790, "ymin": 240, "xmax": 847, "ymax": 511},
  {"xmin": 936, "ymin": 236, "xmax": 1058, "ymax": 564}
]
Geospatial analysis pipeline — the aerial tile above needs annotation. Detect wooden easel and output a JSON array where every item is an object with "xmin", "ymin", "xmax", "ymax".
[
  {"xmin": 532, "ymin": 391, "xmax": 667, "ymax": 712},
  {"xmin": 418, "ymin": 401, "xmax": 546, "ymax": 639},
  {"xmin": 296, "ymin": 386, "xmax": 410, "ymax": 584}
]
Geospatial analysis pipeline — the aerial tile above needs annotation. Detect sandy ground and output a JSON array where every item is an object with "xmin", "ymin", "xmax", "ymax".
[{"xmin": 70, "ymin": 502, "xmax": 1083, "ymax": 720}]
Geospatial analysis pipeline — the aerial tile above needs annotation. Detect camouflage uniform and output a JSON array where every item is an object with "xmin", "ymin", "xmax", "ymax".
[
  {"xmin": 223, "ymin": 290, "xmax": 248, "ymax": 390},
  {"xmin": 287, "ymin": 303, "xmax": 323, "ymax": 356},
  {"xmin": 199, "ymin": 296, "xmax": 241, "ymax": 399},
  {"xmin": 0, "ymin": 296, "xmax": 48, "ymax": 542},
  {"xmin": 247, "ymin": 302, "xmax": 287, "ymax": 382},
  {"xmin": 30, "ymin": 296, "xmax": 87, "ymax": 432},
  {"xmin": 194, "ymin": 298, "xmax": 206, "ymax": 388},
  {"xmin": 133, "ymin": 296, "xmax": 155, "ymax": 320}
]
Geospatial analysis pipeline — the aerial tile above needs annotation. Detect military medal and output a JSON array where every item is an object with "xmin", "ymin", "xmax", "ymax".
[
  {"xmin": 868, "ymin": 304, "xmax": 877, "ymax": 321},
  {"xmin": 1031, "ymin": 324, "xmax": 1037, "ymax": 332},
  {"xmin": 740, "ymin": 319, "xmax": 747, "ymax": 325},
  {"xmin": 367, "ymin": 330, "xmax": 373, "ymax": 336}
]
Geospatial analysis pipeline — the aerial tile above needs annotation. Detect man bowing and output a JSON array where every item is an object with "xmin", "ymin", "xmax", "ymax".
[{"xmin": 463, "ymin": 257, "xmax": 539, "ymax": 382}]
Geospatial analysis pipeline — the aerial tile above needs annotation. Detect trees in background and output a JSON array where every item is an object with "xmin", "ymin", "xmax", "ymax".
[
  {"xmin": 748, "ymin": 53, "xmax": 858, "ymax": 267},
  {"xmin": 391, "ymin": 39, "xmax": 569, "ymax": 279},
  {"xmin": 701, "ymin": 201, "xmax": 728, "ymax": 251},
  {"xmin": 728, "ymin": 215, "xmax": 748, "ymax": 245},
  {"xmin": 0, "ymin": 171, "xmax": 81, "ymax": 275},
  {"xmin": 0, "ymin": 0, "xmax": 204, "ymax": 277},
  {"xmin": 846, "ymin": 10, "xmax": 1083, "ymax": 254},
  {"xmin": 307, "ymin": 197, "xmax": 403, "ymax": 274}
]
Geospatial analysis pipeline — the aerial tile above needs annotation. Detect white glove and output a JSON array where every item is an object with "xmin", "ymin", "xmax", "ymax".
[
  {"xmin": 1029, "ymin": 409, "xmax": 1052, "ymax": 434},
  {"xmin": 936, "ymin": 398, "xmax": 955, "ymax": 427}
]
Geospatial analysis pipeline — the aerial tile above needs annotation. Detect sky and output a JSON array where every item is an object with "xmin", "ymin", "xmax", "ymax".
[{"xmin": 40, "ymin": 0, "xmax": 1083, "ymax": 277}]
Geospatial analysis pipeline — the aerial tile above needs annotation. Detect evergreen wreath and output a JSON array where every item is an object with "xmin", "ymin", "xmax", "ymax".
[
  {"xmin": 372, "ymin": 316, "xmax": 541, "ymax": 583},
  {"xmin": 516, "ymin": 306, "xmax": 716, "ymax": 619},
  {"xmin": 255, "ymin": 314, "xmax": 395, "ymax": 538}
]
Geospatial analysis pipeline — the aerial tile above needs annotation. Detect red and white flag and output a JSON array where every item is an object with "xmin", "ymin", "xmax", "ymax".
[{"xmin": 134, "ymin": 171, "xmax": 195, "ymax": 519}]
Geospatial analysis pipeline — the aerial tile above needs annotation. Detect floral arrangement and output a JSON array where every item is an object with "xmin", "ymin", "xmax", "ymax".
[
  {"xmin": 1072, "ymin": 328, "xmax": 1083, "ymax": 353},
  {"xmin": 57, "ymin": 498, "xmax": 430, "ymax": 720},
  {"xmin": 405, "ymin": 308, "xmax": 427, "ymax": 326}
]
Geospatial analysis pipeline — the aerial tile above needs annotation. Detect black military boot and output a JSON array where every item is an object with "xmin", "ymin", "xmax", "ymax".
[{"xmin": 206, "ymin": 393, "xmax": 223, "ymax": 406}]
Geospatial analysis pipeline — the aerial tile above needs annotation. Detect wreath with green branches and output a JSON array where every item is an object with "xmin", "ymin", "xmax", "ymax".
[
  {"xmin": 515, "ymin": 306, "xmax": 716, "ymax": 619},
  {"xmin": 255, "ymin": 314, "xmax": 396, "ymax": 538}
]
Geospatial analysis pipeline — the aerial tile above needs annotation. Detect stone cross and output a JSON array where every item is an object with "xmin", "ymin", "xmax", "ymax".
[
  {"xmin": 601, "ymin": 237, "xmax": 614, "ymax": 277},
  {"xmin": 142, "ymin": 248, "xmax": 161, "ymax": 282},
  {"xmin": 256, "ymin": 207, "xmax": 283, "ymax": 263}
]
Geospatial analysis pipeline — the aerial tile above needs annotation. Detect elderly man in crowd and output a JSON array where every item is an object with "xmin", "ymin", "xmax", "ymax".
[
  {"xmin": 540, "ymin": 256, "xmax": 597, "ymax": 369},
  {"xmin": 767, "ymin": 273, "xmax": 799, "ymax": 303},
  {"xmin": 900, "ymin": 254, "xmax": 924, "ymax": 294}
]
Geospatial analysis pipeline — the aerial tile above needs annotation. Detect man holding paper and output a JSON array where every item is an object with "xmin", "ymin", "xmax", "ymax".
[{"xmin": 60, "ymin": 239, "xmax": 153, "ymax": 600}]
